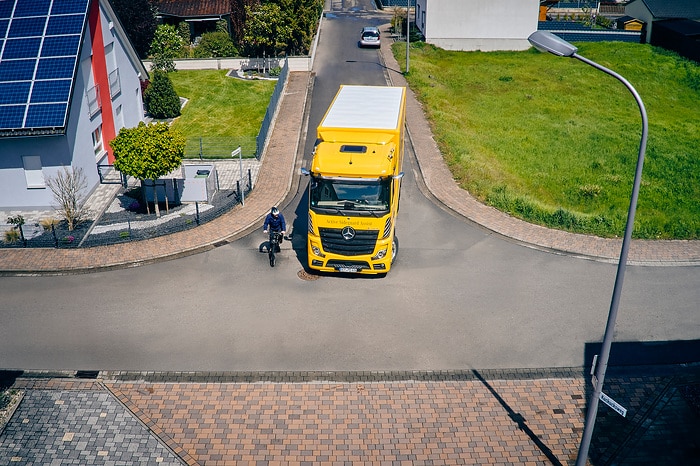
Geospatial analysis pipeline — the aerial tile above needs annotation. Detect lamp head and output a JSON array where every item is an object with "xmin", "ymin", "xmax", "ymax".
[{"xmin": 528, "ymin": 31, "xmax": 578, "ymax": 57}]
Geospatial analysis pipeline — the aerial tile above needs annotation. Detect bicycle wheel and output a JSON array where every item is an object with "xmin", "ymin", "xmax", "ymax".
[{"xmin": 268, "ymin": 246, "xmax": 276, "ymax": 267}]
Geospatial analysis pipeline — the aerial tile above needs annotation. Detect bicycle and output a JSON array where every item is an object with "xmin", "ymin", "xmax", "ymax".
[{"xmin": 266, "ymin": 230, "xmax": 283, "ymax": 267}]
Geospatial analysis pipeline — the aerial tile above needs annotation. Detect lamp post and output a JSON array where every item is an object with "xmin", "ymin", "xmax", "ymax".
[
  {"xmin": 406, "ymin": 0, "xmax": 411, "ymax": 73},
  {"xmin": 527, "ymin": 31, "xmax": 648, "ymax": 466}
]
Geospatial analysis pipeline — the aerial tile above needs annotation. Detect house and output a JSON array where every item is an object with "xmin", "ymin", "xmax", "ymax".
[
  {"xmin": 625, "ymin": 0, "xmax": 700, "ymax": 43},
  {"xmin": 152, "ymin": 0, "xmax": 232, "ymax": 42},
  {"xmin": 0, "ymin": 0, "xmax": 148, "ymax": 210},
  {"xmin": 414, "ymin": 0, "xmax": 539, "ymax": 51}
]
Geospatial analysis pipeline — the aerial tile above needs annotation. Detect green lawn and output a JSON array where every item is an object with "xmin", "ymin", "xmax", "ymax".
[
  {"xmin": 393, "ymin": 42, "xmax": 700, "ymax": 239},
  {"xmin": 168, "ymin": 70, "xmax": 276, "ymax": 158}
]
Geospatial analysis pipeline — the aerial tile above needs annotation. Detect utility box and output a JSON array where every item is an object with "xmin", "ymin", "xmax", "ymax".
[
  {"xmin": 181, "ymin": 164, "xmax": 217, "ymax": 203},
  {"xmin": 141, "ymin": 164, "xmax": 217, "ymax": 204}
]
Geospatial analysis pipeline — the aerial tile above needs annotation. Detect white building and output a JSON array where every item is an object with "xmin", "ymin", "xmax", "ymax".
[
  {"xmin": 0, "ymin": 0, "xmax": 147, "ymax": 210},
  {"xmin": 414, "ymin": 0, "xmax": 540, "ymax": 51}
]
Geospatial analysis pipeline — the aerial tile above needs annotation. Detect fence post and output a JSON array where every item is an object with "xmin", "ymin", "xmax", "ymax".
[
  {"xmin": 51, "ymin": 223, "xmax": 58, "ymax": 248},
  {"xmin": 199, "ymin": 137, "xmax": 203, "ymax": 160},
  {"xmin": 248, "ymin": 168, "xmax": 252, "ymax": 192}
]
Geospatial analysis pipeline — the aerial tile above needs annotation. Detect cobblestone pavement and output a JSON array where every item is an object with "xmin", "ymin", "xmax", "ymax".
[{"xmin": 1, "ymin": 368, "xmax": 698, "ymax": 465}]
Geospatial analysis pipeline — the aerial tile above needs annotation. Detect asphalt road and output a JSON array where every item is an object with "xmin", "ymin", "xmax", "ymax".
[{"xmin": 0, "ymin": 4, "xmax": 698, "ymax": 373}]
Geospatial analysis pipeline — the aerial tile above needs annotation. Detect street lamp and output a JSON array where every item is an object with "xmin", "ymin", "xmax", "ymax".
[
  {"xmin": 527, "ymin": 30, "xmax": 648, "ymax": 466},
  {"xmin": 406, "ymin": 0, "xmax": 411, "ymax": 73}
]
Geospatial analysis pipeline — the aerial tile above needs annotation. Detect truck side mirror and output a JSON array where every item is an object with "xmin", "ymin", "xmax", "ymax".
[
  {"xmin": 393, "ymin": 172, "xmax": 404, "ymax": 180},
  {"xmin": 301, "ymin": 167, "xmax": 311, "ymax": 176}
]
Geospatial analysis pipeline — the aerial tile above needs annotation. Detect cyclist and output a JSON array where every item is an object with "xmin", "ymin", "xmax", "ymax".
[{"xmin": 263, "ymin": 207, "xmax": 286, "ymax": 252}]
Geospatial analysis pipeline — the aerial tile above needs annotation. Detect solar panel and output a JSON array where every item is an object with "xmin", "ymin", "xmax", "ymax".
[
  {"xmin": 14, "ymin": 0, "xmax": 51, "ymax": 17},
  {"xmin": 0, "ymin": 81, "xmax": 30, "ymax": 105},
  {"xmin": 46, "ymin": 14, "xmax": 84, "ymax": 35},
  {"xmin": 4, "ymin": 38, "xmax": 42, "ymax": 59},
  {"xmin": 31, "ymin": 79, "xmax": 72, "ymax": 103},
  {"xmin": 36, "ymin": 57, "xmax": 76, "ymax": 79},
  {"xmin": 52, "ymin": 0, "xmax": 92, "ymax": 16},
  {"xmin": 26, "ymin": 103, "xmax": 68, "ymax": 127},
  {"xmin": 8, "ymin": 16, "xmax": 47, "ymax": 37},
  {"xmin": 0, "ymin": 0, "xmax": 90, "ymax": 132}
]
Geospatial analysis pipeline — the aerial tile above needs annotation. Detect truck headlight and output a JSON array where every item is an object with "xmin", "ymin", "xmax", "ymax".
[
  {"xmin": 311, "ymin": 243, "xmax": 325, "ymax": 258},
  {"xmin": 372, "ymin": 248, "xmax": 387, "ymax": 260}
]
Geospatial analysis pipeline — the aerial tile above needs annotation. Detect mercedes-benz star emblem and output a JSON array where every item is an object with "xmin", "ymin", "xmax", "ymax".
[{"xmin": 341, "ymin": 226, "xmax": 355, "ymax": 240}]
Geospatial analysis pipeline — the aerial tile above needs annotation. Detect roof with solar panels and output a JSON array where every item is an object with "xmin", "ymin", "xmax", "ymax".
[{"xmin": 0, "ymin": 0, "xmax": 145, "ymax": 138}]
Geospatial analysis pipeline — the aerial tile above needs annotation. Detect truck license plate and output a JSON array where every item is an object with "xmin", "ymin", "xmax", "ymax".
[{"xmin": 338, "ymin": 267, "xmax": 359, "ymax": 273}]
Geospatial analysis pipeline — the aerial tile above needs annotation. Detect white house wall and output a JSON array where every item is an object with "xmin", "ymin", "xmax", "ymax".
[
  {"xmin": 98, "ymin": 1, "xmax": 145, "ymax": 134},
  {"xmin": 415, "ymin": 0, "xmax": 539, "ymax": 51},
  {"xmin": 0, "ymin": 0, "xmax": 145, "ymax": 210}
]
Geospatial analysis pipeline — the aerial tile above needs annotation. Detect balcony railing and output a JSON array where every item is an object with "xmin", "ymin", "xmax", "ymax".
[
  {"xmin": 109, "ymin": 68, "xmax": 121, "ymax": 98},
  {"xmin": 87, "ymin": 84, "xmax": 101, "ymax": 117}
]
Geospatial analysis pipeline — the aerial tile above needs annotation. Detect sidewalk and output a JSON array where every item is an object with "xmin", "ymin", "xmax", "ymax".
[
  {"xmin": 1, "ymin": 368, "xmax": 698, "ymax": 465},
  {"xmin": 0, "ymin": 71, "xmax": 309, "ymax": 274}
]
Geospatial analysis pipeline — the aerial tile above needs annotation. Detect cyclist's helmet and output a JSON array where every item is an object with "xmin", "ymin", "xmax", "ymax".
[{"xmin": 271, "ymin": 207, "xmax": 279, "ymax": 217}]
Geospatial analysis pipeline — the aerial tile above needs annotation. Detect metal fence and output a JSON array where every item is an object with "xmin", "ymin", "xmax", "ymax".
[
  {"xmin": 540, "ymin": 22, "xmax": 642, "ymax": 43},
  {"xmin": 256, "ymin": 60, "xmax": 290, "ymax": 159},
  {"xmin": 184, "ymin": 136, "xmax": 258, "ymax": 159}
]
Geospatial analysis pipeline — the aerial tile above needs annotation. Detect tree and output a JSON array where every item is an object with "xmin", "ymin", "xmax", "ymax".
[
  {"xmin": 149, "ymin": 24, "xmax": 183, "ymax": 72},
  {"xmin": 144, "ymin": 70, "xmax": 181, "ymax": 119},
  {"xmin": 229, "ymin": 0, "xmax": 260, "ymax": 45},
  {"xmin": 45, "ymin": 166, "xmax": 91, "ymax": 231},
  {"xmin": 110, "ymin": 122, "xmax": 185, "ymax": 218},
  {"xmin": 241, "ymin": 0, "xmax": 322, "ymax": 57},
  {"xmin": 110, "ymin": 0, "xmax": 157, "ymax": 59},
  {"xmin": 242, "ymin": 3, "xmax": 292, "ymax": 56}
]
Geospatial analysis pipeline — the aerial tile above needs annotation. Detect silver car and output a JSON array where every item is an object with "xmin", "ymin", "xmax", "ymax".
[{"xmin": 359, "ymin": 26, "xmax": 380, "ymax": 48}]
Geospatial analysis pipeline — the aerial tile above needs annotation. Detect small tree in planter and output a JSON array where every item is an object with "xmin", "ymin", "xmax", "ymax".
[
  {"xmin": 45, "ymin": 167, "xmax": 91, "ymax": 231},
  {"xmin": 110, "ymin": 122, "xmax": 185, "ymax": 218}
]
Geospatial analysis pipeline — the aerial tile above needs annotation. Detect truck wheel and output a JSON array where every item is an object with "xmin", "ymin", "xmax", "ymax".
[{"xmin": 391, "ymin": 235, "xmax": 399, "ymax": 264}]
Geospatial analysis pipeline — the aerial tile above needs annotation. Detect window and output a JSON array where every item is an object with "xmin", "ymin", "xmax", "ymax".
[
  {"xmin": 92, "ymin": 125, "xmax": 103, "ymax": 157},
  {"xmin": 115, "ymin": 104, "xmax": 123, "ymax": 131},
  {"xmin": 22, "ymin": 155, "xmax": 45, "ymax": 189}
]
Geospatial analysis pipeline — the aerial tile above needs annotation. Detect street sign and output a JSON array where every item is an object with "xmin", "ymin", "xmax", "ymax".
[{"xmin": 599, "ymin": 391, "xmax": 627, "ymax": 417}]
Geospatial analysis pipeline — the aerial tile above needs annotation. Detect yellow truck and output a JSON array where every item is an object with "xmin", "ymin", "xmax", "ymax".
[{"xmin": 301, "ymin": 85, "xmax": 406, "ymax": 274}]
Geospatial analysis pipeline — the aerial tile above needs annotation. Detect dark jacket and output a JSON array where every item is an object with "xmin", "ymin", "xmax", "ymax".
[{"xmin": 263, "ymin": 213, "xmax": 286, "ymax": 232}]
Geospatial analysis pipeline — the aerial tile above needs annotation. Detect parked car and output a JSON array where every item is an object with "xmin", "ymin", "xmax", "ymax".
[{"xmin": 359, "ymin": 26, "xmax": 380, "ymax": 48}]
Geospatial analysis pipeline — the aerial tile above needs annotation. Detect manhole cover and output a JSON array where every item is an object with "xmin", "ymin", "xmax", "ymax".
[{"xmin": 298, "ymin": 269, "xmax": 321, "ymax": 281}]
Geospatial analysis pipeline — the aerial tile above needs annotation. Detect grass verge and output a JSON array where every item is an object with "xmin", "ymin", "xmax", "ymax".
[{"xmin": 394, "ymin": 41, "xmax": 700, "ymax": 239}]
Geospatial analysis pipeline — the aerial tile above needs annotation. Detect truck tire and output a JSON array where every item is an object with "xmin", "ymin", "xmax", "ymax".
[{"xmin": 391, "ymin": 235, "xmax": 399, "ymax": 264}]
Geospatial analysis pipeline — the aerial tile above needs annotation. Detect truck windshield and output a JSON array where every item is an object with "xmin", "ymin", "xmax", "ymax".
[{"xmin": 310, "ymin": 177, "xmax": 391, "ymax": 213}]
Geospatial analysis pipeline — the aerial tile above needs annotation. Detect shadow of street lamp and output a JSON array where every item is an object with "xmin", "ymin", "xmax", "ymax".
[{"xmin": 527, "ymin": 30, "xmax": 648, "ymax": 466}]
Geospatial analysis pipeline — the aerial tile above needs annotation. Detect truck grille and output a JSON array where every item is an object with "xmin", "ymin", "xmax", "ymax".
[{"xmin": 319, "ymin": 227, "xmax": 378, "ymax": 256}]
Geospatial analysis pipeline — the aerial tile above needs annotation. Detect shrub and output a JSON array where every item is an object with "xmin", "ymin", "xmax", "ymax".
[
  {"xmin": 193, "ymin": 31, "xmax": 238, "ymax": 58},
  {"xmin": 144, "ymin": 70, "xmax": 181, "ymax": 119},
  {"xmin": 177, "ymin": 21, "xmax": 191, "ymax": 45},
  {"xmin": 39, "ymin": 217, "xmax": 59, "ymax": 230},
  {"xmin": 3, "ymin": 228, "xmax": 20, "ymax": 244}
]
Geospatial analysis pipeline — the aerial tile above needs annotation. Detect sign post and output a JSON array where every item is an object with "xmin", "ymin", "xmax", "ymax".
[{"xmin": 232, "ymin": 146, "xmax": 243, "ymax": 206}]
